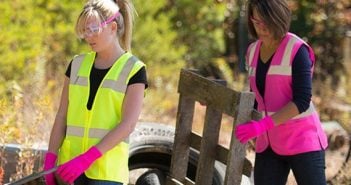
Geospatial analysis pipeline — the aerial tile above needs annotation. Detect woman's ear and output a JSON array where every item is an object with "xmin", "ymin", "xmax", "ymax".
[{"xmin": 110, "ymin": 22, "xmax": 118, "ymax": 33}]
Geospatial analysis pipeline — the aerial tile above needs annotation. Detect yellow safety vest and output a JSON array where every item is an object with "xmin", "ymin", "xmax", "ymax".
[{"xmin": 58, "ymin": 52, "xmax": 145, "ymax": 183}]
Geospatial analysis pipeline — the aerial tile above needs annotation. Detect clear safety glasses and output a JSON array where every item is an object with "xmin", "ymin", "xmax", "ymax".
[{"xmin": 80, "ymin": 11, "xmax": 121, "ymax": 39}]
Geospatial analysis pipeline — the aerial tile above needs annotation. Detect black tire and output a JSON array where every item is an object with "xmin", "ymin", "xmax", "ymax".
[
  {"xmin": 135, "ymin": 169, "xmax": 165, "ymax": 185},
  {"xmin": 129, "ymin": 122, "xmax": 225, "ymax": 185}
]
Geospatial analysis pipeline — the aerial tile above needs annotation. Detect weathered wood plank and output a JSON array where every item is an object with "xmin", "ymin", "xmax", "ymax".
[
  {"xmin": 225, "ymin": 92, "xmax": 255, "ymax": 185},
  {"xmin": 252, "ymin": 109, "xmax": 262, "ymax": 121},
  {"xmin": 167, "ymin": 94, "xmax": 195, "ymax": 185},
  {"xmin": 178, "ymin": 69, "xmax": 240, "ymax": 117},
  {"xmin": 189, "ymin": 133, "xmax": 252, "ymax": 177},
  {"xmin": 195, "ymin": 106, "xmax": 222, "ymax": 185},
  {"xmin": 216, "ymin": 144, "xmax": 253, "ymax": 177}
]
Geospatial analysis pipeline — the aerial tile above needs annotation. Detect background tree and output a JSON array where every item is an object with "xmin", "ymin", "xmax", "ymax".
[{"xmin": 0, "ymin": 0, "xmax": 350, "ymax": 147}]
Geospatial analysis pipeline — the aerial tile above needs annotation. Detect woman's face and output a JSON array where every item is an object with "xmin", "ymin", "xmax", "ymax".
[
  {"xmin": 252, "ymin": 9, "xmax": 271, "ymax": 40},
  {"xmin": 83, "ymin": 17, "xmax": 115, "ymax": 52}
]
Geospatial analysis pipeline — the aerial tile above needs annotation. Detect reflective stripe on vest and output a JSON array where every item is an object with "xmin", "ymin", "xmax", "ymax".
[
  {"xmin": 66, "ymin": 125, "xmax": 129, "ymax": 143},
  {"xmin": 66, "ymin": 125, "xmax": 108, "ymax": 138},
  {"xmin": 70, "ymin": 54, "xmax": 88, "ymax": 86},
  {"xmin": 262, "ymin": 102, "xmax": 316, "ymax": 120},
  {"xmin": 267, "ymin": 36, "xmax": 298, "ymax": 76},
  {"xmin": 70, "ymin": 55, "xmax": 138, "ymax": 93},
  {"xmin": 248, "ymin": 42, "xmax": 258, "ymax": 77}
]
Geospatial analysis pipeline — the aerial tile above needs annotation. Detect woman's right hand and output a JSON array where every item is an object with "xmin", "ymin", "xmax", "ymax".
[{"xmin": 43, "ymin": 152, "xmax": 57, "ymax": 185}]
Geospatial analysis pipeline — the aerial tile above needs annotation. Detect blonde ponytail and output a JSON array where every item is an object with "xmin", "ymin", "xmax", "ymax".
[{"xmin": 115, "ymin": 0, "xmax": 136, "ymax": 51}]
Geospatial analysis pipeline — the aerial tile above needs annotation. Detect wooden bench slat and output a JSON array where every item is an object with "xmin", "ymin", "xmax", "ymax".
[
  {"xmin": 224, "ymin": 92, "xmax": 255, "ymax": 185},
  {"xmin": 195, "ymin": 106, "xmax": 222, "ymax": 185},
  {"xmin": 178, "ymin": 69, "xmax": 240, "ymax": 117},
  {"xmin": 168, "ymin": 95, "xmax": 195, "ymax": 182}
]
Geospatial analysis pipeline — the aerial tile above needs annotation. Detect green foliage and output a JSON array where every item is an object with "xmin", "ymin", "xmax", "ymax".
[
  {"xmin": 289, "ymin": 0, "xmax": 349, "ymax": 86},
  {"xmin": 131, "ymin": 0, "xmax": 187, "ymax": 120},
  {"xmin": 132, "ymin": 0, "xmax": 187, "ymax": 87},
  {"xmin": 170, "ymin": 0, "xmax": 227, "ymax": 68},
  {"xmin": 0, "ymin": 0, "xmax": 85, "ymax": 99}
]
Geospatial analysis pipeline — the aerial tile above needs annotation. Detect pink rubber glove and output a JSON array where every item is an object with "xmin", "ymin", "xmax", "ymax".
[
  {"xmin": 44, "ymin": 152, "xmax": 57, "ymax": 185},
  {"xmin": 57, "ymin": 146, "xmax": 102, "ymax": 183},
  {"xmin": 235, "ymin": 116, "xmax": 275, "ymax": 144}
]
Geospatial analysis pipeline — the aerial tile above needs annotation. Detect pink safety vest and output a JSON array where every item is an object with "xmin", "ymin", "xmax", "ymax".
[{"xmin": 247, "ymin": 32, "xmax": 328, "ymax": 155}]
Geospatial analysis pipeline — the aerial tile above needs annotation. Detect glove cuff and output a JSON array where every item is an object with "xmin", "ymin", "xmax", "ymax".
[
  {"xmin": 262, "ymin": 116, "xmax": 275, "ymax": 130},
  {"xmin": 84, "ymin": 146, "xmax": 102, "ymax": 162},
  {"xmin": 44, "ymin": 152, "xmax": 57, "ymax": 170},
  {"xmin": 45, "ymin": 152, "xmax": 57, "ymax": 162}
]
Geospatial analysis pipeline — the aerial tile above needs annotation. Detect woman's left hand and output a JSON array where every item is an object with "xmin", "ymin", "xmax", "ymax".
[
  {"xmin": 235, "ymin": 116, "xmax": 275, "ymax": 144},
  {"xmin": 56, "ymin": 146, "xmax": 102, "ymax": 183}
]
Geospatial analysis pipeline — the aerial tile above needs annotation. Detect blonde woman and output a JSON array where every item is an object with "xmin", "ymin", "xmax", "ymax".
[{"xmin": 43, "ymin": 0, "xmax": 147, "ymax": 184}]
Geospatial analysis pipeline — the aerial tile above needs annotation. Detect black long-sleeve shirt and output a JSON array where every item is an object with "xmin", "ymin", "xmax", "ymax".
[{"xmin": 255, "ymin": 45, "xmax": 312, "ymax": 113}]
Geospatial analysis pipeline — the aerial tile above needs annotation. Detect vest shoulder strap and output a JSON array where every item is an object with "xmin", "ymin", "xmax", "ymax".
[
  {"xmin": 70, "ymin": 54, "xmax": 86, "ymax": 79},
  {"xmin": 246, "ymin": 41, "xmax": 260, "ymax": 67}
]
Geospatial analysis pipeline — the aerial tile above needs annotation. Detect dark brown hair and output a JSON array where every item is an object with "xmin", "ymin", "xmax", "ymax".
[{"xmin": 247, "ymin": 0, "xmax": 291, "ymax": 40}]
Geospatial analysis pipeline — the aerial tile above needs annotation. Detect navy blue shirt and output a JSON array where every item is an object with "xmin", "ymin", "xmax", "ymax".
[{"xmin": 255, "ymin": 45, "xmax": 312, "ymax": 113}]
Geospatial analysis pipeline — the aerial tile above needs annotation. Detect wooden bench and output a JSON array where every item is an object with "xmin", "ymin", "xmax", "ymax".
[{"xmin": 166, "ymin": 69, "xmax": 259, "ymax": 185}]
